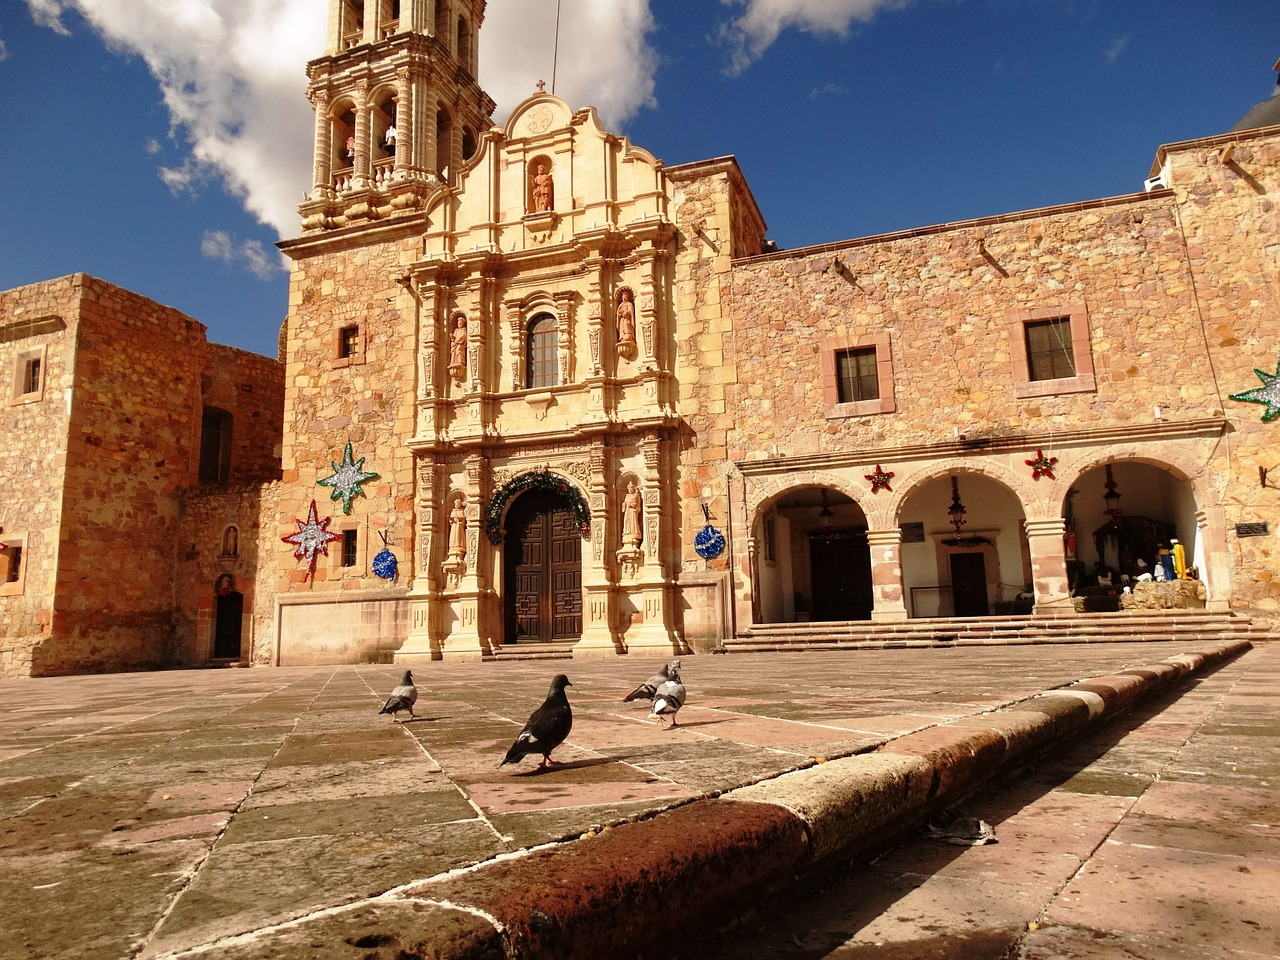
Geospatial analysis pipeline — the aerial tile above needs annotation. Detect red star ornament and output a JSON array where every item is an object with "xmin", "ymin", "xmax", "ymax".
[
  {"xmin": 866, "ymin": 464, "xmax": 894, "ymax": 493},
  {"xmin": 282, "ymin": 499, "xmax": 343, "ymax": 581},
  {"xmin": 1025, "ymin": 450, "xmax": 1058, "ymax": 480}
]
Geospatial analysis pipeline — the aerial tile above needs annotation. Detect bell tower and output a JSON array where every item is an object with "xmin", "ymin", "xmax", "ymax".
[{"xmin": 299, "ymin": 0, "xmax": 495, "ymax": 231}]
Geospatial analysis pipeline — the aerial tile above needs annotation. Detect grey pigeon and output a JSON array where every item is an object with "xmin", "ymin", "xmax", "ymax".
[
  {"xmin": 501, "ymin": 674, "xmax": 573, "ymax": 770},
  {"xmin": 649, "ymin": 670, "xmax": 686, "ymax": 729},
  {"xmin": 378, "ymin": 670, "xmax": 418, "ymax": 722},
  {"xmin": 622, "ymin": 658, "xmax": 681, "ymax": 702}
]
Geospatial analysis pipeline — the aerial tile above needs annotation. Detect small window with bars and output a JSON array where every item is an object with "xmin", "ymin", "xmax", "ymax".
[
  {"xmin": 1024, "ymin": 317, "xmax": 1076, "ymax": 381},
  {"xmin": 341, "ymin": 529, "xmax": 358, "ymax": 568},
  {"xmin": 338, "ymin": 325, "xmax": 360, "ymax": 360},
  {"xmin": 3, "ymin": 544, "xmax": 21, "ymax": 583},
  {"xmin": 836, "ymin": 347, "xmax": 879, "ymax": 404}
]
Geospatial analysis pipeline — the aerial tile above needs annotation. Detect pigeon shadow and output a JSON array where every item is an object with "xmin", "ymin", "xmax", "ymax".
[
  {"xmin": 660, "ymin": 718, "xmax": 730, "ymax": 729},
  {"xmin": 396, "ymin": 715, "xmax": 446, "ymax": 724},
  {"xmin": 507, "ymin": 757, "xmax": 619, "ymax": 776}
]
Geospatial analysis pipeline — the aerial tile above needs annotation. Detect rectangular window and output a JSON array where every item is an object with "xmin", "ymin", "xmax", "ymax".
[
  {"xmin": 199, "ymin": 409, "xmax": 233, "ymax": 484},
  {"xmin": 0, "ymin": 536, "xmax": 25, "ymax": 595},
  {"xmin": 338, "ymin": 325, "xmax": 360, "ymax": 359},
  {"xmin": 24, "ymin": 358, "xmax": 41, "ymax": 395},
  {"xmin": 342, "ymin": 529, "xmax": 358, "ymax": 568},
  {"xmin": 12, "ymin": 347, "xmax": 48, "ymax": 404},
  {"xmin": 527, "ymin": 317, "xmax": 558, "ymax": 389},
  {"xmin": 836, "ymin": 347, "xmax": 879, "ymax": 403},
  {"xmin": 1024, "ymin": 317, "xmax": 1076, "ymax": 382},
  {"xmin": 4, "ymin": 545, "xmax": 21, "ymax": 583}
]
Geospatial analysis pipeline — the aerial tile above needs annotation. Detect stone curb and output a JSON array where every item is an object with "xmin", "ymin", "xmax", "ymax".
[{"xmin": 180, "ymin": 638, "xmax": 1250, "ymax": 960}]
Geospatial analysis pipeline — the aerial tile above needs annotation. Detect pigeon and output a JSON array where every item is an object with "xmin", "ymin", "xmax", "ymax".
[
  {"xmin": 649, "ymin": 670, "xmax": 686, "ymax": 729},
  {"xmin": 378, "ymin": 670, "xmax": 418, "ymax": 722},
  {"xmin": 501, "ymin": 674, "xmax": 573, "ymax": 770},
  {"xmin": 622, "ymin": 658, "xmax": 681, "ymax": 702}
]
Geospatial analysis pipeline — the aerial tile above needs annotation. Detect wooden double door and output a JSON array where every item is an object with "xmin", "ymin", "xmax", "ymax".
[{"xmin": 503, "ymin": 490, "xmax": 583, "ymax": 643}]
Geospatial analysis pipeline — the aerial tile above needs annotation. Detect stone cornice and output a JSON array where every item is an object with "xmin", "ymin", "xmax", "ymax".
[
  {"xmin": 734, "ymin": 417, "xmax": 1228, "ymax": 476},
  {"xmin": 0, "ymin": 314, "xmax": 66, "ymax": 343},
  {"xmin": 277, "ymin": 212, "xmax": 432, "ymax": 259}
]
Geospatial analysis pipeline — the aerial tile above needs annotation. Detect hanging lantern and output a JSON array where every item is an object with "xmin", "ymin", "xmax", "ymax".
[
  {"xmin": 1103, "ymin": 465, "xmax": 1122, "ymax": 520},
  {"xmin": 947, "ymin": 476, "xmax": 968, "ymax": 533}
]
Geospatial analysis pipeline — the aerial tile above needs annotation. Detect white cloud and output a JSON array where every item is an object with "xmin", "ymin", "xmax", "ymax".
[
  {"xmin": 0, "ymin": 37, "xmax": 8, "ymax": 61},
  {"xmin": 201, "ymin": 230, "xmax": 282, "ymax": 280},
  {"xmin": 719, "ymin": 0, "xmax": 910, "ymax": 74},
  {"xmin": 1104, "ymin": 34, "xmax": 1128, "ymax": 65},
  {"xmin": 27, "ymin": 0, "xmax": 660, "ymax": 245}
]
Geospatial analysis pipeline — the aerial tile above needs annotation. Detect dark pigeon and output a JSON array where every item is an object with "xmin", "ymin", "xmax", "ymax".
[
  {"xmin": 622, "ymin": 658, "xmax": 680, "ymax": 702},
  {"xmin": 378, "ymin": 670, "xmax": 418, "ymax": 722},
  {"xmin": 501, "ymin": 674, "xmax": 573, "ymax": 770}
]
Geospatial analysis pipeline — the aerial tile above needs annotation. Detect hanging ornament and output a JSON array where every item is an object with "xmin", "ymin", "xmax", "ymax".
[
  {"xmin": 1025, "ymin": 449, "xmax": 1058, "ymax": 480},
  {"xmin": 372, "ymin": 530, "xmax": 398, "ymax": 580},
  {"xmin": 1229, "ymin": 356, "xmax": 1280, "ymax": 422},
  {"xmin": 317, "ymin": 442, "xmax": 380, "ymax": 514},
  {"xmin": 0, "ymin": 525, "xmax": 6, "ymax": 551},
  {"xmin": 282, "ymin": 499, "xmax": 342, "ymax": 582},
  {"xmin": 865, "ymin": 464, "xmax": 894, "ymax": 493},
  {"xmin": 694, "ymin": 503, "xmax": 726, "ymax": 559},
  {"xmin": 485, "ymin": 471, "xmax": 591, "ymax": 544}
]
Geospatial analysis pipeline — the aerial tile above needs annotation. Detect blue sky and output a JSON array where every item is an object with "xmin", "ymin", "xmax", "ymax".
[{"xmin": 2, "ymin": 1, "xmax": 1277, "ymax": 359}]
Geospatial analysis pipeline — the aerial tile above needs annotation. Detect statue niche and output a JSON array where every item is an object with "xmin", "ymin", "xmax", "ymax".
[
  {"xmin": 529, "ymin": 159, "xmax": 554, "ymax": 214},
  {"xmin": 616, "ymin": 288, "xmax": 637, "ymax": 361},
  {"xmin": 448, "ymin": 313, "xmax": 467, "ymax": 384}
]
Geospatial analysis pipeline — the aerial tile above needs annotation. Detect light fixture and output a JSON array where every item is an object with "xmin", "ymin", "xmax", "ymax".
[
  {"xmin": 947, "ymin": 476, "xmax": 967, "ymax": 534},
  {"xmin": 1103, "ymin": 465, "xmax": 1122, "ymax": 520},
  {"xmin": 818, "ymin": 489, "xmax": 833, "ymax": 529}
]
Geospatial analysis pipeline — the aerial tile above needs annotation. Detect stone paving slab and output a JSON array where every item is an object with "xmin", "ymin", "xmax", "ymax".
[{"xmin": 0, "ymin": 639, "xmax": 1254, "ymax": 959}]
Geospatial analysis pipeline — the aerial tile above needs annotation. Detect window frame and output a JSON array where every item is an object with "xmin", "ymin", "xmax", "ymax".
[
  {"xmin": 525, "ymin": 313, "xmax": 559, "ymax": 390},
  {"xmin": 198, "ymin": 407, "xmax": 234, "ymax": 485},
  {"xmin": 334, "ymin": 322, "xmax": 365, "ymax": 368},
  {"xmin": 1008, "ymin": 303, "xmax": 1096, "ymax": 399},
  {"xmin": 11, "ymin": 346, "xmax": 47, "ymax": 405},
  {"xmin": 822, "ymin": 332, "xmax": 895, "ymax": 418},
  {"xmin": 0, "ymin": 533, "xmax": 27, "ymax": 596},
  {"xmin": 341, "ymin": 529, "xmax": 359, "ymax": 568}
]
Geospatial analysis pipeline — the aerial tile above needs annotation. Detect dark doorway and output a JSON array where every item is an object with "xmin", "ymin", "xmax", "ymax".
[
  {"xmin": 949, "ymin": 553, "xmax": 989, "ymax": 617},
  {"xmin": 809, "ymin": 530, "xmax": 873, "ymax": 621},
  {"xmin": 503, "ymin": 489, "xmax": 583, "ymax": 643},
  {"xmin": 214, "ymin": 591, "xmax": 244, "ymax": 658}
]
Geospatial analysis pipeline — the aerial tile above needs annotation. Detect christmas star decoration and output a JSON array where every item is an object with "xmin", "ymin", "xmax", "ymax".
[
  {"xmin": 865, "ymin": 464, "xmax": 894, "ymax": 493},
  {"xmin": 1025, "ymin": 449, "xmax": 1058, "ymax": 480},
  {"xmin": 317, "ymin": 442, "xmax": 379, "ymax": 514},
  {"xmin": 0, "ymin": 525, "xmax": 6, "ymax": 551},
  {"xmin": 1230, "ymin": 358, "xmax": 1280, "ymax": 422},
  {"xmin": 282, "ymin": 500, "xmax": 342, "ymax": 581}
]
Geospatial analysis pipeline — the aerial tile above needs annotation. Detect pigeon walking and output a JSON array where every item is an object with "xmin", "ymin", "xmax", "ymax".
[
  {"xmin": 501, "ymin": 674, "xmax": 573, "ymax": 770},
  {"xmin": 649, "ymin": 670, "xmax": 686, "ymax": 729},
  {"xmin": 378, "ymin": 670, "xmax": 418, "ymax": 722},
  {"xmin": 622, "ymin": 658, "xmax": 681, "ymax": 702}
]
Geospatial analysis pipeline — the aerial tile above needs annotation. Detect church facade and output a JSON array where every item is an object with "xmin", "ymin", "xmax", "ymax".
[{"xmin": 2, "ymin": 2, "xmax": 1277, "ymax": 676}]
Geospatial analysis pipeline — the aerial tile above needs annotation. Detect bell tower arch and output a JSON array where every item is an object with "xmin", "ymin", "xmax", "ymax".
[{"xmin": 301, "ymin": 0, "xmax": 495, "ymax": 231}]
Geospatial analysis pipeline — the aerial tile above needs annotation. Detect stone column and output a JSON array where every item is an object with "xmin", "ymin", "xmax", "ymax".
[
  {"xmin": 575, "ymin": 446, "xmax": 620, "ymax": 656},
  {"xmin": 397, "ymin": 456, "xmax": 441, "ymax": 664},
  {"xmin": 309, "ymin": 88, "xmax": 332, "ymax": 197},
  {"xmin": 1196, "ymin": 506, "xmax": 1230, "ymax": 613},
  {"xmin": 439, "ymin": 456, "xmax": 492, "ymax": 661},
  {"xmin": 505, "ymin": 298, "xmax": 523, "ymax": 391},
  {"xmin": 619, "ymin": 437, "xmax": 682, "ymax": 656},
  {"xmin": 1024, "ymin": 517, "xmax": 1074, "ymax": 615},
  {"xmin": 393, "ymin": 68, "xmax": 411, "ymax": 177},
  {"xmin": 414, "ymin": 82, "xmax": 438, "ymax": 181},
  {"xmin": 867, "ymin": 528, "xmax": 909, "ymax": 622},
  {"xmin": 636, "ymin": 250, "xmax": 660, "ymax": 370},
  {"xmin": 352, "ymin": 92, "xmax": 371, "ymax": 188}
]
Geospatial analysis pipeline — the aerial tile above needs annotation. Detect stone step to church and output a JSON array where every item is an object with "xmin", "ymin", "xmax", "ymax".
[{"xmin": 483, "ymin": 641, "xmax": 576, "ymax": 662}]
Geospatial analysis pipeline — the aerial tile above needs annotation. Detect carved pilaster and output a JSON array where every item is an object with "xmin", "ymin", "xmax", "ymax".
[
  {"xmin": 505, "ymin": 298, "xmax": 523, "ymax": 391},
  {"xmin": 309, "ymin": 87, "xmax": 332, "ymax": 196},
  {"xmin": 352, "ymin": 79, "xmax": 372, "ymax": 188},
  {"xmin": 586, "ymin": 265, "xmax": 604, "ymax": 376},
  {"xmin": 555, "ymin": 291, "xmax": 575, "ymax": 385},
  {"xmin": 637, "ymin": 251, "xmax": 659, "ymax": 369},
  {"xmin": 393, "ymin": 67, "xmax": 411, "ymax": 177},
  {"xmin": 418, "ymin": 284, "xmax": 438, "ymax": 401}
]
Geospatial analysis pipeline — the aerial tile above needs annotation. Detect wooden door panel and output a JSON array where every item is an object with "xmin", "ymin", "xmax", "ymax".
[{"xmin": 504, "ymin": 489, "xmax": 583, "ymax": 643}]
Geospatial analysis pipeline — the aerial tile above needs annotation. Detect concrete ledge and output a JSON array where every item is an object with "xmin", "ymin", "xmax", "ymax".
[{"xmin": 195, "ymin": 639, "xmax": 1250, "ymax": 960}]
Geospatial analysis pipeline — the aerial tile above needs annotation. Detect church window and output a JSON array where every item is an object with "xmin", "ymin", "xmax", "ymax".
[
  {"xmin": 835, "ymin": 347, "xmax": 878, "ymax": 403},
  {"xmin": 822, "ymin": 332, "xmax": 895, "ymax": 418},
  {"xmin": 1025, "ymin": 318, "xmax": 1075, "ymax": 381},
  {"xmin": 435, "ymin": 1, "xmax": 449, "ymax": 41},
  {"xmin": 339, "ymin": 324, "xmax": 360, "ymax": 359},
  {"xmin": 457, "ymin": 17, "xmax": 472, "ymax": 73},
  {"xmin": 0, "ymin": 534, "xmax": 25, "ymax": 595},
  {"xmin": 1008, "ymin": 303, "xmax": 1096, "ymax": 399},
  {"xmin": 526, "ymin": 314, "xmax": 559, "ymax": 389},
  {"xmin": 12, "ymin": 346, "xmax": 46, "ymax": 403},
  {"xmin": 199, "ymin": 408, "xmax": 233, "ymax": 484},
  {"xmin": 341, "ymin": 529, "xmax": 359, "ymax": 568}
]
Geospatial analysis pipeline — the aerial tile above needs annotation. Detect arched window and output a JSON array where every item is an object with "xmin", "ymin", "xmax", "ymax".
[
  {"xmin": 436, "ymin": 107, "xmax": 453, "ymax": 181},
  {"xmin": 200, "ymin": 408, "xmax": 233, "ymax": 484},
  {"xmin": 526, "ymin": 315, "xmax": 558, "ymax": 389},
  {"xmin": 434, "ymin": 0, "xmax": 449, "ymax": 40},
  {"xmin": 456, "ymin": 17, "xmax": 472, "ymax": 73}
]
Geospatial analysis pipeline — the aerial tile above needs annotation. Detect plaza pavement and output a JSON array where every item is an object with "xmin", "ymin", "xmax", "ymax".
[{"xmin": 0, "ymin": 638, "xmax": 1261, "ymax": 960}]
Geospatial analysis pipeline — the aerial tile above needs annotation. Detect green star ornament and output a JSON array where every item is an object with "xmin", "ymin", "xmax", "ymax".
[
  {"xmin": 1230, "ymin": 357, "xmax": 1280, "ymax": 422},
  {"xmin": 317, "ymin": 442, "xmax": 380, "ymax": 514}
]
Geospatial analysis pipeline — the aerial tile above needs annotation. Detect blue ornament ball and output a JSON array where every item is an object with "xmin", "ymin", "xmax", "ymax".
[
  {"xmin": 372, "ymin": 547, "xmax": 398, "ymax": 580},
  {"xmin": 694, "ymin": 524, "xmax": 725, "ymax": 559}
]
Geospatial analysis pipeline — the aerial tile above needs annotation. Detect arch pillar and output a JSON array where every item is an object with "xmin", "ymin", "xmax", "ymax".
[
  {"xmin": 437, "ymin": 454, "xmax": 493, "ymax": 661},
  {"xmin": 1024, "ymin": 517, "xmax": 1074, "ymax": 615},
  {"xmin": 867, "ymin": 528, "xmax": 909, "ymax": 622},
  {"xmin": 1196, "ymin": 507, "xmax": 1231, "ymax": 613},
  {"xmin": 575, "ymin": 447, "xmax": 623, "ymax": 656}
]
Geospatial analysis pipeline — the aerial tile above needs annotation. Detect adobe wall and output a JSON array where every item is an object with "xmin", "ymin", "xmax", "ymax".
[{"xmin": 0, "ymin": 277, "xmax": 76, "ymax": 676}]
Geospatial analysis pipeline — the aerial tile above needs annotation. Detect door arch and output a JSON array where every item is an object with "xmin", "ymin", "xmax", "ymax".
[
  {"xmin": 213, "ymin": 586, "xmax": 243, "ymax": 659},
  {"xmin": 502, "ymin": 488, "xmax": 583, "ymax": 643}
]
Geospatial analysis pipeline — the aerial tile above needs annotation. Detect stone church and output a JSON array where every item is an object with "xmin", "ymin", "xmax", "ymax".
[{"xmin": 2, "ymin": 2, "xmax": 1277, "ymax": 676}]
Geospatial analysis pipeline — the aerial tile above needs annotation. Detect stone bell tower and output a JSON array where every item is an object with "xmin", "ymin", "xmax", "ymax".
[{"xmin": 299, "ymin": 0, "xmax": 495, "ymax": 231}]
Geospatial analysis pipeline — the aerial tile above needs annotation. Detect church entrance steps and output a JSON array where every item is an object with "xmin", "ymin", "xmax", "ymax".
[
  {"xmin": 729, "ymin": 610, "xmax": 1272, "ymax": 652},
  {"xmin": 484, "ymin": 640, "xmax": 577, "ymax": 662}
]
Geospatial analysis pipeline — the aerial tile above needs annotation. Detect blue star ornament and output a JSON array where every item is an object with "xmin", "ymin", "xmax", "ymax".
[
  {"xmin": 317, "ymin": 442, "xmax": 380, "ymax": 514},
  {"xmin": 1230, "ymin": 359, "xmax": 1280, "ymax": 422}
]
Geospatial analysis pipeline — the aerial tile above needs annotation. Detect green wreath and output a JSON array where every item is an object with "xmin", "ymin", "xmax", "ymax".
[{"xmin": 484, "ymin": 470, "xmax": 592, "ymax": 545}]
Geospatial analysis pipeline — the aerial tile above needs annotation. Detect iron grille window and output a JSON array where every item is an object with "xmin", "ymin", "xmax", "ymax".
[
  {"xmin": 338, "ymin": 325, "xmax": 359, "ymax": 359},
  {"xmin": 23, "ymin": 357, "xmax": 41, "ymax": 395},
  {"xmin": 1025, "ymin": 318, "xmax": 1076, "ymax": 381},
  {"xmin": 526, "ymin": 315, "xmax": 558, "ymax": 389},
  {"xmin": 341, "ymin": 529, "xmax": 358, "ymax": 567},
  {"xmin": 836, "ymin": 347, "xmax": 878, "ymax": 403},
  {"xmin": 4, "ymin": 545, "xmax": 20, "ymax": 583}
]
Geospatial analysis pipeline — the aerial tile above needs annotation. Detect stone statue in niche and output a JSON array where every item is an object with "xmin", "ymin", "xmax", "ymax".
[
  {"xmin": 220, "ymin": 525, "xmax": 239, "ymax": 558},
  {"xmin": 447, "ymin": 497, "xmax": 467, "ymax": 558},
  {"xmin": 622, "ymin": 480, "xmax": 643, "ymax": 548},
  {"xmin": 616, "ymin": 289, "xmax": 636, "ymax": 345},
  {"xmin": 448, "ymin": 316, "xmax": 467, "ymax": 382},
  {"xmin": 531, "ymin": 161, "xmax": 553, "ymax": 213}
]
